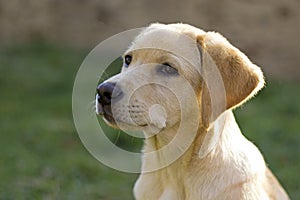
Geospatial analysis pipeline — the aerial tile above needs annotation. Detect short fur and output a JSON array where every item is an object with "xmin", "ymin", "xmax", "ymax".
[{"xmin": 96, "ymin": 23, "xmax": 289, "ymax": 200}]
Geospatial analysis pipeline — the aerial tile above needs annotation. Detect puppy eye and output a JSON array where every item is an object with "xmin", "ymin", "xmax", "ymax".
[
  {"xmin": 124, "ymin": 55, "xmax": 132, "ymax": 67},
  {"xmin": 159, "ymin": 63, "xmax": 178, "ymax": 75}
]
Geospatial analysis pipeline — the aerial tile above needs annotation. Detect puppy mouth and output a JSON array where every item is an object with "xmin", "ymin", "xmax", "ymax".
[
  {"xmin": 96, "ymin": 103, "xmax": 148, "ymax": 127},
  {"xmin": 96, "ymin": 104, "xmax": 116, "ymax": 124},
  {"xmin": 103, "ymin": 112, "xmax": 115, "ymax": 124}
]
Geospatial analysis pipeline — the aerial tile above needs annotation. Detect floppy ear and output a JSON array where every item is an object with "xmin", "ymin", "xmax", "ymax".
[{"xmin": 197, "ymin": 32, "xmax": 265, "ymax": 127}]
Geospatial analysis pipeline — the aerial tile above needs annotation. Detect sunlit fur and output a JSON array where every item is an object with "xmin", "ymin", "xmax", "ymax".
[{"xmin": 99, "ymin": 23, "xmax": 290, "ymax": 200}]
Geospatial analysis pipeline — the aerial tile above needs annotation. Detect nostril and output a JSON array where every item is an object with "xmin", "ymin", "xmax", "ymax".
[{"xmin": 103, "ymin": 91, "xmax": 112, "ymax": 100}]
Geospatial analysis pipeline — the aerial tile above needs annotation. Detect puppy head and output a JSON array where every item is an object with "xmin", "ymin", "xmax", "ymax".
[{"xmin": 96, "ymin": 23, "xmax": 264, "ymax": 137}]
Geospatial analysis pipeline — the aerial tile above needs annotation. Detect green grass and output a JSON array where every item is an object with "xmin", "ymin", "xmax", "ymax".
[
  {"xmin": 0, "ymin": 42, "xmax": 299, "ymax": 199},
  {"xmin": 0, "ymin": 43, "xmax": 138, "ymax": 200}
]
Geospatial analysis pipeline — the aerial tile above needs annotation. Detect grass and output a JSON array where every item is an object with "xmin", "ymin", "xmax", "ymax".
[{"xmin": 0, "ymin": 42, "xmax": 299, "ymax": 199}]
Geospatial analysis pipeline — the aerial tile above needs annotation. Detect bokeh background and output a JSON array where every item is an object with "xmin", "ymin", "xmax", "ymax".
[{"xmin": 0, "ymin": 0, "xmax": 299, "ymax": 199}]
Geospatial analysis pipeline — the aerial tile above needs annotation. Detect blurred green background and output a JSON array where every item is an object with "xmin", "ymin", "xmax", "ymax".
[{"xmin": 0, "ymin": 0, "xmax": 299, "ymax": 199}]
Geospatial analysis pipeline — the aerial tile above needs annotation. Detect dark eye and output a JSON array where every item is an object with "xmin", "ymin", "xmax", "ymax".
[
  {"xmin": 159, "ymin": 63, "xmax": 178, "ymax": 75},
  {"xmin": 124, "ymin": 55, "xmax": 132, "ymax": 67}
]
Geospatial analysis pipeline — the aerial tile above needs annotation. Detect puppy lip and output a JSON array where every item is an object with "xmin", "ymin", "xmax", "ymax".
[
  {"xmin": 96, "ymin": 109, "xmax": 104, "ymax": 116},
  {"xmin": 104, "ymin": 112, "xmax": 148, "ymax": 128},
  {"xmin": 96, "ymin": 103, "xmax": 115, "ymax": 122},
  {"xmin": 95, "ymin": 102, "xmax": 105, "ymax": 116},
  {"xmin": 139, "ymin": 124, "xmax": 148, "ymax": 127},
  {"xmin": 103, "ymin": 112, "xmax": 116, "ymax": 124}
]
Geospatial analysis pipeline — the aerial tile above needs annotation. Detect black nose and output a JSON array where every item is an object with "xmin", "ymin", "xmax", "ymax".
[{"xmin": 97, "ymin": 82, "xmax": 122, "ymax": 105}]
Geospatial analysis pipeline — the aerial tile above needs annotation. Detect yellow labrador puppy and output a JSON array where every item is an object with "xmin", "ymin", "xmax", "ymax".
[{"xmin": 96, "ymin": 23, "xmax": 289, "ymax": 200}]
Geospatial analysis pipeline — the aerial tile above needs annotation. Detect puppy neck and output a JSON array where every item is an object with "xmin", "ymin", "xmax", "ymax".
[
  {"xmin": 198, "ymin": 110, "xmax": 231, "ymax": 158},
  {"xmin": 143, "ymin": 123, "xmax": 181, "ymax": 153},
  {"xmin": 140, "ymin": 118, "xmax": 205, "ymax": 171}
]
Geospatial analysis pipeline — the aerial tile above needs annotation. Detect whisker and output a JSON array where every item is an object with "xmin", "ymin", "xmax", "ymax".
[
  {"xmin": 131, "ymin": 135, "xmax": 137, "ymax": 146},
  {"xmin": 114, "ymin": 130, "xmax": 121, "ymax": 145},
  {"xmin": 88, "ymin": 100, "xmax": 96, "ymax": 108},
  {"xmin": 88, "ymin": 108, "xmax": 97, "ymax": 119},
  {"xmin": 96, "ymin": 70, "xmax": 112, "ymax": 82},
  {"xmin": 86, "ymin": 100, "xmax": 97, "ymax": 119}
]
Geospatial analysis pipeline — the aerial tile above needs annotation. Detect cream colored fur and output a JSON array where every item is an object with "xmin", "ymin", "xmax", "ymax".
[{"xmin": 99, "ymin": 23, "xmax": 290, "ymax": 200}]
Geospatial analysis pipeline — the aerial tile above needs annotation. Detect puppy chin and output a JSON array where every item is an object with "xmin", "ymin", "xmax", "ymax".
[
  {"xmin": 102, "ymin": 116, "xmax": 119, "ymax": 129},
  {"xmin": 104, "ymin": 116, "xmax": 148, "ymax": 132}
]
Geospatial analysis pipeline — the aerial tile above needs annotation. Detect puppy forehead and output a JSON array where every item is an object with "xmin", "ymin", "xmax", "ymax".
[
  {"xmin": 128, "ymin": 27, "xmax": 201, "ymax": 69},
  {"xmin": 126, "ymin": 49, "xmax": 178, "ymax": 64}
]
